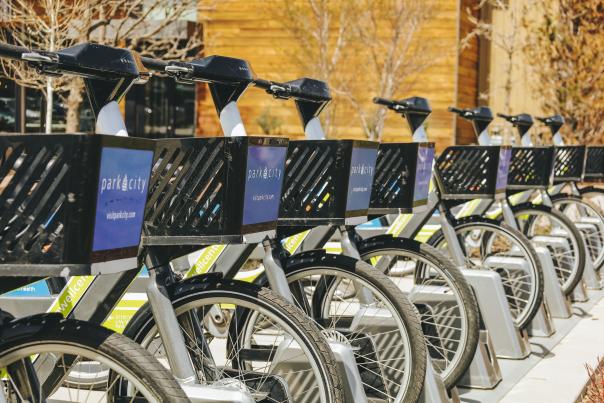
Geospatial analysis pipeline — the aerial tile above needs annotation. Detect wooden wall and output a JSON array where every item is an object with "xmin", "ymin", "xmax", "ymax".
[
  {"xmin": 196, "ymin": 0, "xmax": 473, "ymax": 151},
  {"xmin": 456, "ymin": 0, "xmax": 480, "ymax": 144}
]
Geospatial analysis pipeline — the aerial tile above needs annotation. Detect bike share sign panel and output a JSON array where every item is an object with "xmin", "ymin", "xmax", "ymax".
[
  {"xmin": 495, "ymin": 147, "xmax": 512, "ymax": 192},
  {"xmin": 346, "ymin": 147, "xmax": 378, "ymax": 212},
  {"xmin": 413, "ymin": 144, "xmax": 435, "ymax": 205},
  {"xmin": 243, "ymin": 146, "xmax": 287, "ymax": 225},
  {"xmin": 92, "ymin": 147, "xmax": 154, "ymax": 256}
]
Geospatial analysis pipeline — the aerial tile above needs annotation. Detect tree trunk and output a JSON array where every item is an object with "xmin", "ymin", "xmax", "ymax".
[
  {"xmin": 65, "ymin": 80, "xmax": 84, "ymax": 133},
  {"xmin": 45, "ymin": 77, "xmax": 53, "ymax": 134}
]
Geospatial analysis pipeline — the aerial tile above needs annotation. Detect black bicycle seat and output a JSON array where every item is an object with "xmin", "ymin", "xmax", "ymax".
[
  {"xmin": 497, "ymin": 113, "xmax": 533, "ymax": 126},
  {"xmin": 374, "ymin": 96, "xmax": 431, "ymax": 115},
  {"xmin": 171, "ymin": 55, "xmax": 254, "ymax": 86},
  {"xmin": 536, "ymin": 114, "xmax": 565, "ymax": 134},
  {"xmin": 449, "ymin": 106, "xmax": 494, "ymax": 123},
  {"xmin": 253, "ymin": 77, "xmax": 331, "ymax": 103},
  {"xmin": 54, "ymin": 43, "xmax": 146, "ymax": 80},
  {"xmin": 497, "ymin": 113, "xmax": 534, "ymax": 136}
]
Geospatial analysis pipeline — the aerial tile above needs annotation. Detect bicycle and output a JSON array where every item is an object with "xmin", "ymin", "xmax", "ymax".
[{"xmin": 0, "ymin": 42, "xmax": 187, "ymax": 402}]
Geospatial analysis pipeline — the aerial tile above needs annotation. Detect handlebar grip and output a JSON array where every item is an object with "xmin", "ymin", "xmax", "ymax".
[
  {"xmin": 373, "ymin": 97, "xmax": 393, "ymax": 106},
  {"xmin": 253, "ymin": 78, "xmax": 272, "ymax": 90},
  {"xmin": 140, "ymin": 57, "xmax": 168, "ymax": 72},
  {"xmin": 448, "ymin": 106, "xmax": 464, "ymax": 114},
  {"xmin": 0, "ymin": 43, "xmax": 29, "ymax": 61}
]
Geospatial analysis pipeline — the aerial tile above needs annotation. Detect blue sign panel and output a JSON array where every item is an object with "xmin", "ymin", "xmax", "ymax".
[
  {"xmin": 3, "ymin": 279, "xmax": 50, "ymax": 297},
  {"xmin": 92, "ymin": 147, "xmax": 153, "ymax": 252},
  {"xmin": 346, "ymin": 147, "xmax": 378, "ymax": 211},
  {"xmin": 495, "ymin": 147, "xmax": 512, "ymax": 191},
  {"xmin": 413, "ymin": 145, "xmax": 435, "ymax": 203},
  {"xmin": 243, "ymin": 146, "xmax": 287, "ymax": 225}
]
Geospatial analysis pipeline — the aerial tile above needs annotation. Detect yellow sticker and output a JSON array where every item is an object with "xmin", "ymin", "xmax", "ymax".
[
  {"xmin": 283, "ymin": 230, "xmax": 311, "ymax": 254},
  {"xmin": 185, "ymin": 244, "xmax": 227, "ymax": 278},
  {"xmin": 48, "ymin": 276, "xmax": 95, "ymax": 317}
]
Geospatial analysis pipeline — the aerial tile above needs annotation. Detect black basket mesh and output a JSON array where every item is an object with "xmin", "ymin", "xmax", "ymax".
[
  {"xmin": 507, "ymin": 147, "xmax": 555, "ymax": 190},
  {"xmin": 0, "ymin": 134, "xmax": 154, "ymax": 275},
  {"xmin": 369, "ymin": 142, "xmax": 435, "ymax": 214},
  {"xmin": 553, "ymin": 146, "xmax": 586, "ymax": 183},
  {"xmin": 435, "ymin": 145, "xmax": 511, "ymax": 200},
  {"xmin": 144, "ymin": 136, "xmax": 288, "ymax": 245},
  {"xmin": 279, "ymin": 140, "xmax": 378, "ymax": 226},
  {"xmin": 584, "ymin": 146, "xmax": 604, "ymax": 181}
]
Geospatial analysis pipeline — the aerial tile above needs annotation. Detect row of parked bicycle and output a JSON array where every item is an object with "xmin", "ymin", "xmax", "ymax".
[{"xmin": 0, "ymin": 41, "xmax": 602, "ymax": 403}]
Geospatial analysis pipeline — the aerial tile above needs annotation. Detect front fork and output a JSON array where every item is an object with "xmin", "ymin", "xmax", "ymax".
[
  {"xmin": 338, "ymin": 226, "xmax": 377, "ymax": 305},
  {"xmin": 144, "ymin": 250, "xmax": 200, "ymax": 384}
]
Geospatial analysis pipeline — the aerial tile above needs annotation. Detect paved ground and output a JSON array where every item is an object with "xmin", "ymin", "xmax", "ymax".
[{"xmin": 458, "ymin": 288, "xmax": 604, "ymax": 403}]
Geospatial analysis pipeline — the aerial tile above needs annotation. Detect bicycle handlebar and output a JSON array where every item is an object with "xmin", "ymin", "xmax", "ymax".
[
  {"xmin": 373, "ymin": 97, "xmax": 394, "ymax": 107},
  {"xmin": 0, "ymin": 43, "xmax": 30, "ymax": 61},
  {"xmin": 140, "ymin": 56, "xmax": 168, "ymax": 73},
  {"xmin": 253, "ymin": 78, "xmax": 330, "ymax": 103}
]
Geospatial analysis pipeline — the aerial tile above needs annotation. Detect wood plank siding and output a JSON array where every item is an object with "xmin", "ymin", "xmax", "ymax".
[
  {"xmin": 197, "ymin": 0, "xmax": 476, "ymax": 151},
  {"xmin": 456, "ymin": 0, "xmax": 480, "ymax": 144}
]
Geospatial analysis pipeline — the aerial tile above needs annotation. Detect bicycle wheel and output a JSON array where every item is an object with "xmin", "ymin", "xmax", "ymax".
[
  {"xmin": 551, "ymin": 194, "xmax": 604, "ymax": 271},
  {"xmin": 580, "ymin": 186, "xmax": 604, "ymax": 214},
  {"xmin": 124, "ymin": 275, "xmax": 345, "ymax": 403},
  {"xmin": 278, "ymin": 250, "xmax": 427, "ymax": 403},
  {"xmin": 510, "ymin": 204, "xmax": 585, "ymax": 294},
  {"xmin": 427, "ymin": 217, "xmax": 544, "ymax": 329},
  {"xmin": 357, "ymin": 235, "xmax": 480, "ymax": 389},
  {"xmin": 0, "ymin": 313, "xmax": 187, "ymax": 402}
]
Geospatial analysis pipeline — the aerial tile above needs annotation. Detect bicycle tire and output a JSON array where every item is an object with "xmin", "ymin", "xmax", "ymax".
[
  {"xmin": 357, "ymin": 235, "xmax": 480, "ymax": 389},
  {"xmin": 280, "ymin": 250, "xmax": 427, "ymax": 403},
  {"xmin": 0, "ymin": 313, "xmax": 187, "ymax": 402},
  {"xmin": 427, "ymin": 217, "xmax": 544, "ymax": 329},
  {"xmin": 509, "ymin": 203, "xmax": 586, "ymax": 295},
  {"xmin": 123, "ymin": 274, "xmax": 345, "ymax": 403},
  {"xmin": 550, "ymin": 194, "xmax": 604, "ymax": 271}
]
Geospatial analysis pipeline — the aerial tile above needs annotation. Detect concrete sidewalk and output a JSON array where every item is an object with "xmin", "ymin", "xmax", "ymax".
[
  {"xmin": 500, "ymin": 294, "xmax": 604, "ymax": 402},
  {"xmin": 458, "ymin": 289, "xmax": 604, "ymax": 403}
]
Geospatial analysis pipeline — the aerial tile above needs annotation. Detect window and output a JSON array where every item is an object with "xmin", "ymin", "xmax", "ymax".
[
  {"xmin": 0, "ymin": 78, "xmax": 15, "ymax": 132},
  {"xmin": 125, "ymin": 75, "xmax": 195, "ymax": 138}
]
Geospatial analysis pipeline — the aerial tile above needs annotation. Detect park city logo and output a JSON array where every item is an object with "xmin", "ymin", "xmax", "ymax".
[
  {"xmin": 350, "ymin": 163, "xmax": 375, "ymax": 177},
  {"xmin": 100, "ymin": 174, "xmax": 148, "ymax": 195},
  {"xmin": 247, "ymin": 166, "xmax": 283, "ymax": 181}
]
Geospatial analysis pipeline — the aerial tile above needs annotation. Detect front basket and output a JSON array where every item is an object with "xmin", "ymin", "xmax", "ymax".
[
  {"xmin": 583, "ymin": 146, "xmax": 604, "ymax": 182},
  {"xmin": 369, "ymin": 142, "xmax": 435, "ymax": 215},
  {"xmin": 553, "ymin": 146, "xmax": 586, "ymax": 183},
  {"xmin": 435, "ymin": 145, "xmax": 511, "ymax": 200},
  {"xmin": 278, "ymin": 140, "xmax": 378, "ymax": 227},
  {"xmin": 143, "ymin": 136, "xmax": 289, "ymax": 246},
  {"xmin": 507, "ymin": 146, "xmax": 555, "ymax": 190},
  {"xmin": 0, "ymin": 134, "xmax": 155, "ymax": 276}
]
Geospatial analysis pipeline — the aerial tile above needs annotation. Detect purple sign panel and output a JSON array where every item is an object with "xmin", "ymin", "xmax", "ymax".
[
  {"xmin": 92, "ymin": 147, "xmax": 153, "ymax": 253},
  {"xmin": 346, "ymin": 147, "xmax": 378, "ymax": 212},
  {"xmin": 495, "ymin": 147, "xmax": 512, "ymax": 191},
  {"xmin": 243, "ymin": 146, "xmax": 287, "ymax": 225},
  {"xmin": 413, "ymin": 145, "xmax": 435, "ymax": 203}
]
